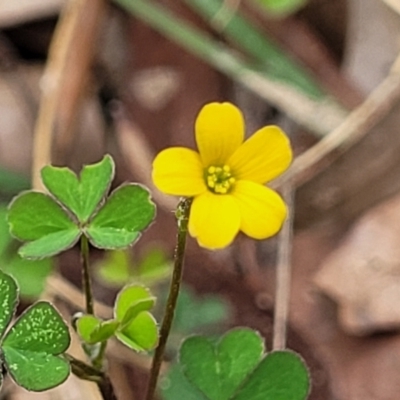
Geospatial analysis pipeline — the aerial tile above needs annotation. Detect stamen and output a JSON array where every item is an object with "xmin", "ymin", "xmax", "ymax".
[{"xmin": 204, "ymin": 164, "xmax": 236, "ymax": 194}]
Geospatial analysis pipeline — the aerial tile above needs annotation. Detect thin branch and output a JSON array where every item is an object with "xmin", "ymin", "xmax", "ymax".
[
  {"xmin": 145, "ymin": 198, "xmax": 192, "ymax": 400},
  {"xmin": 275, "ymin": 52, "xmax": 400, "ymax": 188},
  {"xmin": 273, "ymin": 184, "xmax": 294, "ymax": 350}
]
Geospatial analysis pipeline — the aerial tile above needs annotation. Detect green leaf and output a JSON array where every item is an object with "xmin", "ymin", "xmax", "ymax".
[
  {"xmin": 253, "ymin": 0, "xmax": 308, "ymax": 16},
  {"xmin": 86, "ymin": 184, "xmax": 156, "ymax": 249},
  {"xmin": 18, "ymin": 228, "xmax": 81, "ymax": 259},
  {"xmin": 0, "ymin": 270, "xmax": 18, "ymax": 340},
  {"xmin": 179, "ymin": 328, "xmax": 264, "ymax": 400},
  {"xmin": 2, "ymin": 301, "xmax": 71, "ymax": 391},
  {"xmin": 231, "ymin": 351, "xmax": 310, "ymax": 400},
  {"xmin": 115, "ymin": 285, "xmax": 156, "ymax": 325},
  {"xmin": 96, "ymin": 250, "xmax": 131, "ymax": 286},
  {"xmin": 8, "ymin": 192, "xmax": 76, "ymax": 241},
  {"xmin": 116, "ymin": 311, "xmax": 158, "ymax": 352},
  {"xmin": 76, "ymin": 315, "xmax": 100, "ymax": 343},
  {"xmin": 41, "ymin": 155, "xmax": 115, "ymax": 223},
  {"xmin": 77, "ymin": 315, "xmax": 119, "ymax": 344}
]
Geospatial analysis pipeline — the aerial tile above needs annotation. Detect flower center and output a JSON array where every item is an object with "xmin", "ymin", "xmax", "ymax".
[{"xmin": 205, "ymin": 165, "xmax": 236, "ymax": 194}]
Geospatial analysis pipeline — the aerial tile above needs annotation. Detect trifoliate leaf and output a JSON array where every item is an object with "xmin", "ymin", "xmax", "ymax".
[
  {"xmin": 179, "ymin": 328, "xmax": 264, "ymax": 400},
  {"xmin": 114, "ymin": 285, "xmax": 156, "ymax": 327},
  {"xmin": 86, "ymin": 184, "xmax": 156, "ymax": 249},
  {"xmin": 41, "ymin": 155, "xmax": 114, "ymax": 223}
]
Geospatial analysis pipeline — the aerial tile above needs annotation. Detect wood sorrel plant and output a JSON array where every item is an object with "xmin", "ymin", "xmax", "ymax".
[
  {"xmin": 5, "ymin": 155, "xmax": 157, "ymax": 398},
  {"xmin": 2, "ymin": 102, "xmax": 310, "ymax": 400}
]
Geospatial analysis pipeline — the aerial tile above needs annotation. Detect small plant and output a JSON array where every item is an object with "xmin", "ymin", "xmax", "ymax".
[{"xmin": 3, "ymin": 102, "xmax": 310, "ymax": 400}]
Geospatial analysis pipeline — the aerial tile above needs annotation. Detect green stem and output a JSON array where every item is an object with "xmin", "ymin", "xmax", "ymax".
[
  {"xmin": 81, "ymin": 235, "xmax": 94, "ymax": 315},
  {"xmin": 67, "ymin": 354, "xmax": 117, "ymax": 400},
  {"xmin": 145, "ymin": 197, "xmax": 192, "ymax": 400},
  {"xmin": 92, "ymin": 341, "xmax": 108, "ymax": 370}
]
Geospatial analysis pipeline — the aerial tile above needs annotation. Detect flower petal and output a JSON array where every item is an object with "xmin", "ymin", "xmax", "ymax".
[
  {"xmin": 228, "ymin": 126, "xmax": 292, "ymax": 183},
  {"xmin": 195, "ymin": 102, "xmax": 244, "ymax": 166},
  {"xmin": 233, "ymin": 180, "xmax": 287, "ymax": 239},
  {"xmin": 152, "ymin": 147, "xmax": 206, "ymax": 196},
  {"xmin": 189, "ymin": 192, "xmax": 240, "ymax": 249}
]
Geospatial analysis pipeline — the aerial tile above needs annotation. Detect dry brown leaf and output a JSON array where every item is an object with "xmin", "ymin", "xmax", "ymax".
[{"xmin": 314, "ymin": 193, "xmax": 400, "ymax": 335}]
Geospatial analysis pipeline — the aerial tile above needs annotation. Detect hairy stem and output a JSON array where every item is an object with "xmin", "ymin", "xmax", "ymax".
[{"xmin": 145, "ymin": 197, "xmax": 192, "ymax": 400}]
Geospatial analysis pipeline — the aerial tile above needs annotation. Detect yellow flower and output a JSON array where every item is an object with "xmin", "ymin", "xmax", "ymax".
[{"xmin": 152, "ymin": 102, "xmax": 292, "ymax": 249}]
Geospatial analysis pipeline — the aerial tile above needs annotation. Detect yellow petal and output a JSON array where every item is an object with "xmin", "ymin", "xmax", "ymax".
[
  {"xmin": 228, "ymin": 126, "xmax": 292, "ymax": 183},
  {"xmin": 195, "ymin": 102, "xmax": 244, "ymax": 166},
  {"xmin": 189, "ymin": 191, "xmax": 240, "ymax": 249},
  {"xmin": 233, "ymin": 180, "xmax": 287, "ymax": 239},
  {"xmin": 152, "ymin": 147, "xmax": 206, "ymax": 196}
]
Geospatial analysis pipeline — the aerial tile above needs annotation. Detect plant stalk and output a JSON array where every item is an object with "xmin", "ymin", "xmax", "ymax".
[
  {"xmin": 68, "ymin": 354, "xmax": 117, "ymax": 400},
  {"xmin": 81, "ymin": 235, "xmax": 94, "ymax": 315},
  {"xmin": 145, "ymin": 197, "xmax": 192, "ymax": 400}
]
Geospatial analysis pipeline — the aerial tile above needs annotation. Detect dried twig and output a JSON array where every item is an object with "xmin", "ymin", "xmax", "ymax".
[
  {"xmin": 272, "ymin": 183, "xmax": 294, "ymax": 350},
  {"xmin": 275, "ymin": 53, "xmax": 400, "ymax": 188}
]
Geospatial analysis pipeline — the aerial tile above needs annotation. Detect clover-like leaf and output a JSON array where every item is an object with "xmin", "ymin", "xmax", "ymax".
[
  {"xmin": 179, "ymin": 328, "xmax": 310, "ymax": 400},
  {"xmin": 77, "ymin": 315, "xmax": 119, "ymax": 344},
  {"xmin": 115, "ymin": 311, "xmax": 158, "ymax": 352},
  {"xmin": 179, "ymin": 328, "xmax": 264, "ymax": 400},
  {"xmin": 7, "ymin": 192, "xmax": 80, "ymax": 259},
  {"xmin": 231, "ymin": 351, "xmax": 310, "ymax": 400},
  {"xmin": 86, "ymin": 184, "xmax": 156, "ymax": 249},
  {"xmin": 115, "ymin": 285, "xmax": 156, "ymax": 327},
  {"xmin": 41, "ymin": 155, "xmax": 114, "ymax": 223},
  {"xmin": 2, "ymin": 301, "xmax": 71, "ymax": 391}
]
